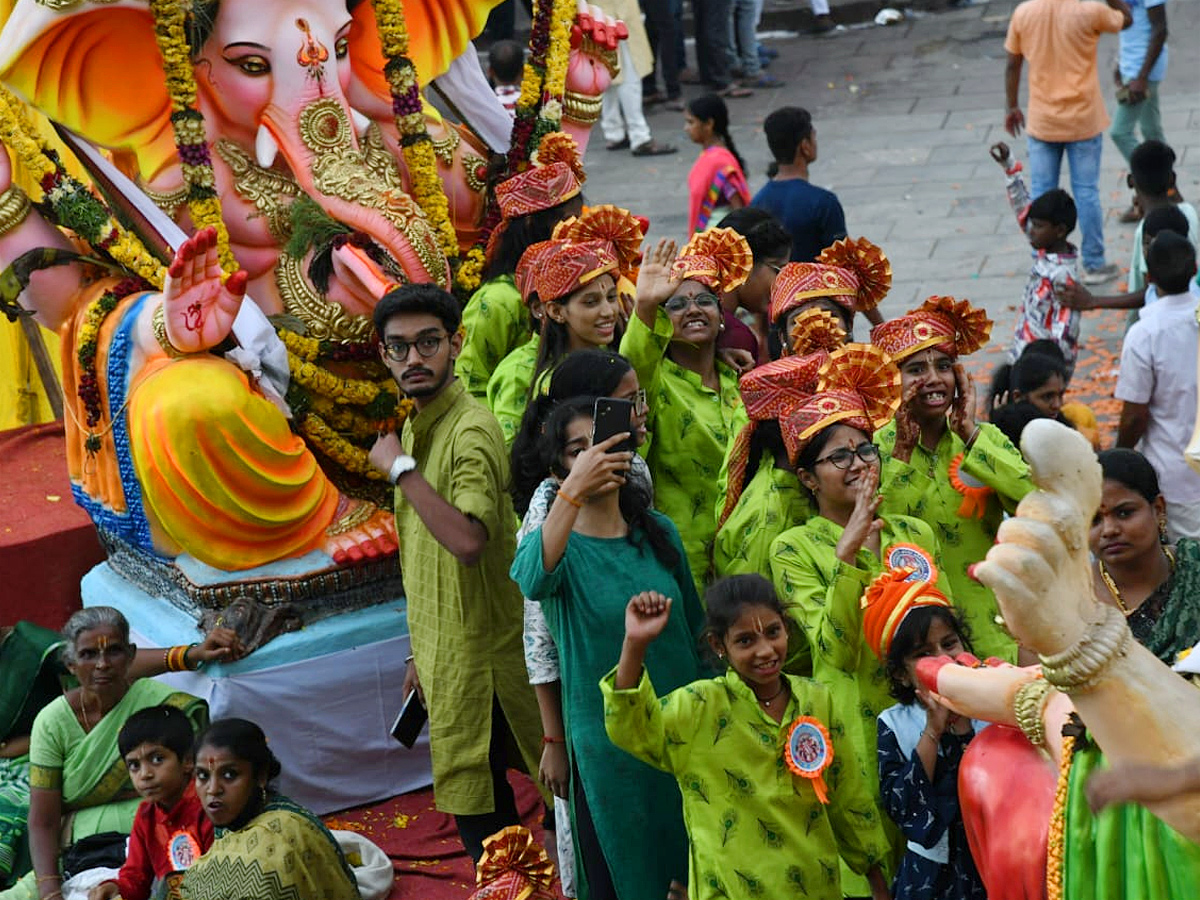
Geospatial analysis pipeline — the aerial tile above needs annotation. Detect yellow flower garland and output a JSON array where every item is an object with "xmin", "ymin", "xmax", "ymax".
[
  {"xmin": 300, "ymin": 411, "xmax": 389, "ymax": 480},
  {"xmin": 1045, "ymin": 733, "xmax": 1076, "ymax": 900},
  {"xmin": 542, "ymin": 0, "xmax": 575, "ymax": 114},
  {"xmin": 370, "ymin": 0, "xmax": 459, "ymax": 265},
  {"xmin": 0, "ymin": 89, "xmax": 167, "ymax": 287},
  {"xmin": 148, "ymin": 0, "xmax": 239, "ymax": 275},
  {"xmin": 287, "ymin": 351, "xmax": 390, "ymax": 406}
]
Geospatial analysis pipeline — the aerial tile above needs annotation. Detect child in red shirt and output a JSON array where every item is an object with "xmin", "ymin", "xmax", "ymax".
[{"xmin": 88, "ymin": 706, "xmax": 212, "ymax": 900}]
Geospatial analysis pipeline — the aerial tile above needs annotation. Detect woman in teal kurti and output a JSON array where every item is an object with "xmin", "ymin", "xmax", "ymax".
[
  {"xmin": 620, "ymin": 232, "xmax": 751, "ymax": 591},
  {"xmin": 602, "ymin": 576, "xmax": 888, "ymax": 900},
  {"xmin": 872, "ymin": 297, "xmax": 1033, "ymax": 664},
  {"xmin": 510, "ymin": 399, "xmax": 703, "ymax": 900},
  {"xmin": 488, "ymin": 239, "xmax": 623, "ymax": 448}
]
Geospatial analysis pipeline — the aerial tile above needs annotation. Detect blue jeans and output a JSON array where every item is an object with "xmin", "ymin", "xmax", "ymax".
[
  {"xmin": 728, "ymin": 0, "xmax": 761, "ymax": 77},
  {"xmin": 1110, "ymin": 81, "xmax": 1165, "ymax": 164},
  {"xmin": 1027, "ymin": 133, "xmax": 1106, "ymax": 270}
]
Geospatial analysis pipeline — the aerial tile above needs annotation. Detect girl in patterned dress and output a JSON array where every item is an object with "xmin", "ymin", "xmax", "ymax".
[
  {"xmin": 602, "ymin": 574, "xmax": 889, "ymax": 900},
  {"xmin": 865, "ymin": 571, "xmax": 988, "ymax": 900}
]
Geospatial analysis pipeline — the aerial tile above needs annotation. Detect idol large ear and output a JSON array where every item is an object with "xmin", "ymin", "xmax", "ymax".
[
  {"xmin": 0, "ymin": 0, "xmax": 178, "ymax": 181},
  {"xmin": 347, "ymin": 0, "xmax": 500, "ymax": 101}
]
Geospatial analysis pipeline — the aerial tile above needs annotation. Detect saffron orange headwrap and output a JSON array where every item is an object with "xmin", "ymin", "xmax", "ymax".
[
  {"xmin": 671, "ymin": 227, "xmax": 754, "ymax": 294},
  {"xmin": 468, "ymin": 826, "xmax": 557, "ymax": 899},
  {"xmin": 554, "ymin": 204, "xmax": 648, "ymax": 282},
  {"xmin": 862, "ymin": 566, "xmax": 952, "ymax": 661},
  {"xmin": 495, "ymin": 161, "xmax": 582, "ymax": 221},
  {"xmin": 780, "ymin": 343, "xmax": 901, "ymax": 464},
  {"xmin": 719, "ymin": 352, "xmax": 827, "ymax": 528},
  {"xmin": 788, "ymin": 307, "xmax": 848, "ymax": 357},
  {"xmin": 768, "ymin": 237, "xmax": 891, "ymax": 325},
  {"xmin": 515, "ymin": 239, "xmax": 619, "ymax": 306},
  {"xmin": 871, "ymin": 295, "xmax": 992, "ymax": 362}
]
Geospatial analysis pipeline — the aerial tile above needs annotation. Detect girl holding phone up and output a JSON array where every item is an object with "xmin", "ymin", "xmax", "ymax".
[{"xmin": 511, "ymin": 396, "xmax": 705, "ymax": 900}]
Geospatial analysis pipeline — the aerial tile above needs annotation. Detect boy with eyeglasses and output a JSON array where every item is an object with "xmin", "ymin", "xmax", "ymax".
[{"xmin": 367, "ymin": 283, "xmax": 544, "ymax": 865}]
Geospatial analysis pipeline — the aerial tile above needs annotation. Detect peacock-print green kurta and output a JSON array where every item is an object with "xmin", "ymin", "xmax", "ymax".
[
  {"xmin": 770, "ymin": 514, "xmax": 951, "ymax": 885},
  {"xmin": 619, "ymin": 308, "xmax": 742, "ymax": 593},
  {"xmin": 455, "ymin": 275, "xmax": 532, "ymax": 399},
  {"xmin": 875, "ymin": 420, "xmax": 1032, "ymax": 664},
  {"xmin": 485, "ymin": 335, "xmax": 541, "ymax": 450},
  {"xmin": 601, "ymin": 669, "xmax": 888, "ymax": 900},
  {"xmin": 713, "ymin": 451, "xmax": 814, "ymax": 580}
]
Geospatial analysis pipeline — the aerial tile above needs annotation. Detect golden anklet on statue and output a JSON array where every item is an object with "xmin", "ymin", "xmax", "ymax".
[{"xmin": 1040, "ymin": 604, "xmax": 1131, "ymax": 693}]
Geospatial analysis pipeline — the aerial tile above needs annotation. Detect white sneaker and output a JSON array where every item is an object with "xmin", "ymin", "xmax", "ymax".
[{"xmin": 1081, "ymin": 263, "xmax": 1120, "ymax": 285}]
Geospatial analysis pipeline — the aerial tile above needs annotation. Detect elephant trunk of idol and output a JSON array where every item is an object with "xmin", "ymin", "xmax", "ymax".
[{"xmin": 257, "ymin": 98, "xmax": 450, "ymax": 293}]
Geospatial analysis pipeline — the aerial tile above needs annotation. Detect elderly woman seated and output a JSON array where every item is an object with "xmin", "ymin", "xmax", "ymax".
[{"xmin": 0, "ymin": 607, "xmax": 239, "ymax": 900}]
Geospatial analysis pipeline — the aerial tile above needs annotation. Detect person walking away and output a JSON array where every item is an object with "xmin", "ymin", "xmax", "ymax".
[
  {"xmin": 752, "ymin": 107, "xmax": 847, "ymax": 264},
  {"xmin": 368, "ymin": 284, "xmax": 544, "ymax": 864},
  {"xmin": 1003, "ymin": 0, "xmax": 1131, "ymax": 285},
  {"xmin": 1110, "ymin": 0, "xmax": 1170, "ymax": 222},
  {"xmin": 597, "ymin": 0, "xmax": 677, "ymax": 157}
]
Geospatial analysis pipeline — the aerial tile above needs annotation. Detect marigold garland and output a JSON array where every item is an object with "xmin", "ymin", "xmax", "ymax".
[
  {"xmin": 148, "ymin": 0, "xmax": 238, "ymax": 276},
  {"xmin": 1045, "ymin": 733, "xmax": 1076, "ymax": 900},
  {"xmin": 534, "ymin": 0, "xmax": 575, "ymax": 144},
  {"xmin": 300, "ymin": 412, "xmax": 390, "ymax": 480},
  {"xmin": 370, "ymin": 0, "xmax": 459, "ymax": 267}
]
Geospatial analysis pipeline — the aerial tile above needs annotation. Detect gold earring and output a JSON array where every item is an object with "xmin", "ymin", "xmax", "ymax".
[{"xmin": 1160, "ymin": 518, "xmax": 1169, "ymax": 543}]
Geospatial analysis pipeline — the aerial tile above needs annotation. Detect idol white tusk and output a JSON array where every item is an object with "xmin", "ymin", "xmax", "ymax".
[
  {"xmin": 255, "ymin": 123, "xmax": 279, "ymax": 169},
  {"xmin": 349, "ymin": 108, "xmax": 372, "ymax": 138}
]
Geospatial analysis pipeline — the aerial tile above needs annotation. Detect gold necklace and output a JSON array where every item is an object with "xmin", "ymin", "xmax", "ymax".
[{"xmin": 1098, "ymin": 545, "xmax": 1175, "ymax": 616}]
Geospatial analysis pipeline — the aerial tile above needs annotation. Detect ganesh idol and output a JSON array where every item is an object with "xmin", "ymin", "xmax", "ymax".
[{"xmin": 0, "ymin": 0, "xmax": 620, "ymax": 585}]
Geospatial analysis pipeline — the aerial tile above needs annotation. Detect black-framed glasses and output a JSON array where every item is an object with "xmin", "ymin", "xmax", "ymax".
[
  {"xmin": 383, "ymin": 333, "xmax": 447, "ymax": 361},
  {"xmin": 664, "ymin": 292, "xmax": 720, "ymax": 313},
  {"xmin": 812, "ymin": 441, "xmax": 880, "ymax": 470}
]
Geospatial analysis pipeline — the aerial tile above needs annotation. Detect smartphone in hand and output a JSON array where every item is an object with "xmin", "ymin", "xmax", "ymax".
[{"xmin": 592, "ymin": 397, "xmax": 636, "ymax": 455}]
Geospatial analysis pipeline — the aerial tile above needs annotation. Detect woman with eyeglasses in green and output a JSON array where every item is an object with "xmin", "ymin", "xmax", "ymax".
[
  {"xmin": 768, "ymin": 345, "xmax": 955, "ymax": 893},
  {"xmin": 621, "ymin": 229, "xmax": 751, "ymax": 592}
]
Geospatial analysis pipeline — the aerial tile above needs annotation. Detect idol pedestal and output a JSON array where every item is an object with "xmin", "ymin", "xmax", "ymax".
[{"xmin": 83, "ymin": 563, "xmax": 432, "ymax": 814}]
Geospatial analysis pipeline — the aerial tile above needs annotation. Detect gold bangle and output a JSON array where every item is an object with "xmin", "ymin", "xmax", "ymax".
[
  {"xmin": 562, "ymin": 90, "xmax": 603, "ymax": 127},
  {"xmin": 1012, "ymin": 676, "xmax": 1053, "ymax": 747},
  {"xmin": 153, "ymin": 304, "xmax": 184, "ymax": 358},
  {"xmin": 1040, "ymin": 604, "xmax": 1131, "ymax": 693},
  {"xmin": 0, "ymin": 184, "xmax": 32, "ymax": 238}
]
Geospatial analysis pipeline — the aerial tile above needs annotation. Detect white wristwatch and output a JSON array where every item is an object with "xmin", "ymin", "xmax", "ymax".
[{"xmin": 388, "ymin": 454, "xmax": 417, "ymax": 484}]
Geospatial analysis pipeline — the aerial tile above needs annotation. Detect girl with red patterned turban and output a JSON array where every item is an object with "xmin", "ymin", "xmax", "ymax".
[
  {"xmin": 487, "ymin": 239, "xmax": 621, "ymax": 447},
  {"xmin": 768, "ymin": 343, "xmax": 952, "ymax": 891},
  {"xmin": 870, "ymin": 297, "xmax": 1033, "ymax": 666},
  {"xmin": 620, "ymin": 228, "xmax": 752, "ymax": 591},
  {"xmin": 712, "ymin": 308, "xmax": 848, "ymax": 591},
  {"xmin": 457, "ymin": 137, "xmax": 586, "ymax": 399},
  {"xmin": 766, "ymin": 236, "xmax": 891, "ymax": 357}
]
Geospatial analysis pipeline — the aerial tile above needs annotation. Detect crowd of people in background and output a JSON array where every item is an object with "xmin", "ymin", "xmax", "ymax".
[{"xmin": 3, "ymin": 0, "xmax": 1199, "ymax": 898}]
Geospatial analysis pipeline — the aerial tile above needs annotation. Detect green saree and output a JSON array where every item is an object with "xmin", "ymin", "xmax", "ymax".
[
  {"xmin": 1, "ymin": 679, "xmax": 205, "ymax": 900},
  {"xmin": 1125, "ymin": 538, "xmax": 1200, "ymax": 666},
  {"xmin": 0, "ymin": 623, "xmax": 64, "ymax": 884},
  {"xmin": 181, "ymin": 794, "xmax": 358, "ymax": 900}
]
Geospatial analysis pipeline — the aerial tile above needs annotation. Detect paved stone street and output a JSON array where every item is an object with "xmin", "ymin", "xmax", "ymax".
[{"xmin": 581, "ymin": 0, "xmax": 1200, "ymax": 425}]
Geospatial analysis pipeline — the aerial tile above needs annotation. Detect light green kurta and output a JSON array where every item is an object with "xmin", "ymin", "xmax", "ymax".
[
  {"xmin": 601, "ymin": 669, "xmax": 888, "ymax": 900},
  {"xmin": 619, "ymin": 309, "xmax": 742, "ymax": 592},
  {"xmin": 875, "ymin": 420, "xmax": 1032, "ymax": 664},
  {"xmin": 455, "ymin": 275, "xmax": 531, "ymax": 399},
  {"xmin": 485, "ymin": 336, "xmax": 541, "ymax": 449},
  {"xmin": 396, "ymin": 379, "xmax": 543, "ymax": 815},
  {"xmin": 770, "ymin": 514, "xmax": 949, "ymax": 885},
  {"xmin": 713, "ymin": 451, "xmax": 813, "ymax": 579}
]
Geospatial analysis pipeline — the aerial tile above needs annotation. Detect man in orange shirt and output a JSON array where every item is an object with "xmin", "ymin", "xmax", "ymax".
[{"xmin": 1004, "ymin": 0, "xmax": 1132, "ymax": 285}]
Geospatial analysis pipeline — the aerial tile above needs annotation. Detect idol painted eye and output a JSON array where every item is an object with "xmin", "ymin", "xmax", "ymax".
[
  {"xmin": 228, "ymin": 55, "xmax": 270, "ymax": 76},
  {"xmin": 335, "ymin": 37, "xmax": 349, "ymax": 59}
]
